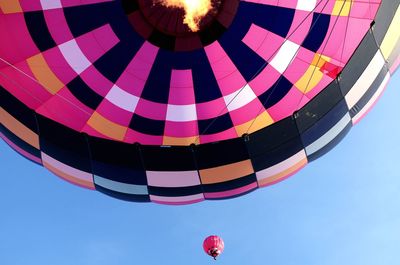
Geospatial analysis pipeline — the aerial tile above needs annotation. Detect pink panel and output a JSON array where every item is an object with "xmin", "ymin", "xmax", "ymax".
[
  {"xmin": 229, "ymin": 98, "xmax": 264, "ymax": 125},
  {"xmin": 0, "ymin": 62, "xmax": 52, "ymax": 110},
  {"xmin": 196, "ymin": 97, "xmax": 228, "ymax": 120},
  {"xmin": 43, "ymin": 47, "xmax": 77, "ymax": 85},
  {"xmin": 75, "ymin": 24, "xmax": 119, "ymax": 63},
  {"xmin": 0, "ymin": 132, "xmax": 42, "ymax": 164},
  {"xmin": 61, "ymin": 0, "xmax": 114, "ymax": 8},
  {"xmin": 268, "ymin": 87, "xmax": 304, "ymax": 121},
  {"xmin": 124, "ymin": 129, "xmax": 163, "ymax": 145},
  {"xmin": 36, "ymin": 87, "xmax": 93, "ymax": 131},
  {"xmin": 205, "ymin": 41, "xmax": 246, "ymax": 95},
  {"xmin": 116, "ymin": 41, "xmax": 159, "ymax": 96},
  {"xmin": 134, "ymin": 98, "xmax": 167, "ymax": 120},
  {"xmin": 43, "ymin": 9, "xmax": 73, "ymax": 44},
  {"xmin": 168, "ymin": 69, "xmax": 195, "ymax": 104},
  {"xmin": 146, "ymin": 171, "xmax": 201, "ymax": 187},
  {"xmin": 248, "ymin": 64, "xmax": 281, "ymax": 96},
  {"xmin": 80, "ymin": 65, "xmax": 114, "ymax": 97},
  {"xmin": 199, "ymin": 128, "xmax": 238, "ymax": 144},
  {"xmin": 96, "ymin": 99, "xmax": 133, "ymax": 127},
  {"xmin": 204, "ymin": 182, "xmax": 257, "ymax": 199},
  {"xmin": 286, "ymin": 9, "xmax": 313, "ymax": 45},
  {"xmin": 150, "ymin": 194, "xmax": 204, "ymax": 205},
  {"xmin": 164, "ymin": 120, "xmax": 198, "ymax": 137},
  {"xmin": 350, "ymin": 2, "xmax": 380, "ymax": 20},
  {"xmin": 0, "ymin": 13, "xmax": 39, "ymax": 66}
]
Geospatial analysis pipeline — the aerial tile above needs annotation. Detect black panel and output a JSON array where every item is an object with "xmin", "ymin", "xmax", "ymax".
[
  {"xmin": 148, "ymin": 30, "xmax": 176, "ymax": 51},
  {"xmin": 203, "ymin": 173, "xmax": 257, "ymax": 193},
  {"xmin": 129, "ymin": 114, "xmax": 165, "ymax": 135},
  {"xmin": 339, "ymin": 32, "xmax": 379, "ymax": 95},
  {"xmin": 295, "ymin": 80, "xmax": 343, "ymax": 133},
  {"xmin": 349, "ymin": 66, "xmax": 388, "ymax": 118},
  {"xmin": 300, "ymin": 100, "xmax": 348, "ymax": 147},
  {"xmin": 37, "ymin": 115, "xmax": 92, "ymax": 172},
  {"xmin": 148, "ymin": 185, "xmax": 203, "ymax": 197},
  {"xmin": 141, "ymin": 145, "xmax": 196, "ymax": 171},
  {"xmin": 1, "ymin": 124, "xmax": 41, "ymax": 163},
  {"xmin": 1, "ymin": 87, "xmax": 39, "ymax": 132},
  {"xmin": 67, "ymin": 76, "xmax": 103, "ymax": 110},
  {"xmin": 199, "ymin": 21, "xmax": 226, "ymax": 46},
  {"xmin": 121, "ymin": 0, "xmax": 140, "ymax": 14},
  {"xmin": 372, "ymin": 1, "xmax": 399, "ymax": 45},
  {"xmin": 24, "ymin": 11, "xmax": 56, "ymax": 51},
  {"xmin": 198, "ymin": 112, "xmax": 234, "ymax": 135},
  {"xmin": 88, "ymin": 138, "xmax": 147, "ymax": 185},
  {"xmin": 95, "ymin": 185, "xmax": 151, "ymax": 202},
  {"xmin": 302, "ymin": 13, "xmax": 331, "ymax": 53},
  {"xmin": 194, "ymin": 137, "xmax": 249, "ymax": 169},
  {"xmin": 246, "ymin": 117, "xmax": 303, "ymax": 171},
  {"xmin": 258, "ymin": 76, "xmax": 293, "ymax": 108},
  {"xmin": 307, "ymin": 121, "xmax": 352, "ymax": 161}
]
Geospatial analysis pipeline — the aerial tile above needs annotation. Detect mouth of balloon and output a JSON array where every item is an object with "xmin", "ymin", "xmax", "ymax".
[{"xmin": 121, "ymin": 0, "xmax": 239, "ymax": 51}]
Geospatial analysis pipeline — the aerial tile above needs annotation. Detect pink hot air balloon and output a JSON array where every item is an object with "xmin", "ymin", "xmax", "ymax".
[{"xmin": 203, "ymin": 235, "xmax": 224, "ymax": 260}]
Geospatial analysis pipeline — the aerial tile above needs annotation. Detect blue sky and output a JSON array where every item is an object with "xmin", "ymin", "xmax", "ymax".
[{"xmin": 1, "ymin": 73, "xmax": 399, "ymax": 265}]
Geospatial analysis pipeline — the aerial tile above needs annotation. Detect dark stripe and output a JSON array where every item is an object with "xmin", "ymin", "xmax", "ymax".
[
  {"xmin": 372, "ymin": 1, "xmax": 399, "ymax": 45},
  {"xmin": 307, "ymin": 121, "xmax": 352, "ymax": 161},
  {"xmin": 67, "ymin": 76, "xmax": 103, "ymax": 110},
  {"xmin": 302, "ymin": 13, "xmax": 331, "ymax": 53},
  {"xmin": 258, "ymin": 76, "xmax": 293, "ymax": 108},
  {"xmin": 141, "ymin": 145, "xmax": 196, "ymax": 171},
  {"xmin": 198, "ymin": 112, "xmax": 234, "ymax": 135},
  {"xmin": 24, "ymin": 11, "xmax": 56, "ymax": 51},
  {"xmin": 148, "ymin": 185, "xmax": 203, "ymax": 197},
  {"xmin": 1, "ymin": 124, "xmax": 41, "ymax": 162},
  {"xmin": 129, "ymin": 113, "xmax": 165, "ymax": 135},
  {"xmin": 95, "ymin": 184, "xmax": 151, "ymax": 202},
  {"xmin": 202, "ymin": 173, "xmax": 257, "ymax": 193}
]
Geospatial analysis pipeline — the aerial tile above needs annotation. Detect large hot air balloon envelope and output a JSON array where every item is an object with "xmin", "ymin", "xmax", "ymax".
[{"xmin": 1, "ymin": 0, "xmax": 399, "ymax": 204}]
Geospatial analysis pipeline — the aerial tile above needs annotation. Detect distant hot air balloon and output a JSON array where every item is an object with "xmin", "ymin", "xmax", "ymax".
[
  {"xmin": 203, "ymin": 235, "xmax": 224, "ymax": 260},
  {"xmin": 1, "ymin": 1, "xmax": 400, "ymax": 204}
]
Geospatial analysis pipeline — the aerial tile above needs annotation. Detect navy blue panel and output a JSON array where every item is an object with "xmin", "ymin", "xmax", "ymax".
[
  {"xmin": 300, "ymin": 100, "xmax": 348, "ymax": 146},
  {"xmin": 349, "ymin": 66, "xmax": 388, "ymax": 118},
  {"xmin": 129, "ymin": 114, "xmax": 165, "ymax": 135},
  {"xmin": 257, "ymin": 76, "xmax": 292, "ymax": 108},
  {"xmin": 246, "ymin": 117, "xmax": 303, "ymax": 171},
  {"xmin": 37, "ymin": 115, "xmax": 92, "ymax": 172},
  {"xmin": 67, "ymin": 76, "xmax": 103, "ymax": 110},
  {"xmin": 295, "ymin": 80, "xmax": 343, "ymax": 133},
  {"xmin": 198, "ymin": 112, "xmax": 234, "ymax": 135},
  {"xmin": 199, "ymin": 21, "xmax": 226, "ymax": 46},
  {"xmin": 148, "ymin": 185, "xmax": 203, "ymax": 197},
  {"xmin": 195, "ymin": 137, "xmax": 249, "ymax": 169},
  {"xmin": 339, "ymin": 32, "xmax": 379, "ymax": 95},
  {"xmin": 121, "ymin": 0, "xmax": 140, "ymax": 14},
  {"xmin": 307, "ymin": 121, "xmax": 352, "ymax": 161},
  {"xmin": 141, "ymin": 146, "xmax": 196, "ymax": 171},
  {"xmin": 24, "ymin": 11, "xmax": 56, "ymax": 51},
  {"xmin": 202, "ymin": 173, "xmax": 257, "ymax": 193},
  {"xmin": 1, "ymin": 124, "xmax": 41, "ymax": 164},
  {"xmin": 1, "ymin": 87, "xmax": 38, "ymax": 132},
  {"xmin": 302, "ymin": 13, "xmax": 331, "ymax": 52},
  {"xmin": 148, "ymin": 30, "xmax": 175, "ymax": 51},
  {"xmin": 238, "ymin": 2, "xmax": 294, "ymax": 38},
  {"xmin": 88, "ymin": 138, "xmax": 147, "ymax": 185},
  {"xmin": 95, "ymin": 185, "xmax": 150, "ymax": 202}
]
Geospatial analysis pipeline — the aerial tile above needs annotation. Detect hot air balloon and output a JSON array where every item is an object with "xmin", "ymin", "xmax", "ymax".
[
  {"xmin": 1, "ymin": 1, "xmax": 399, "ymax": 204},
  {"xmin": 203, "ymin": 235, "xmax": 224, "ymax": 260}
]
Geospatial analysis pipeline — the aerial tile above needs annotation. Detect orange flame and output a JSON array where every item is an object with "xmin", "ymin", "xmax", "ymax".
[{"xmin": 157, "ymin": 0, "xmax": 212, "ymax": 32}]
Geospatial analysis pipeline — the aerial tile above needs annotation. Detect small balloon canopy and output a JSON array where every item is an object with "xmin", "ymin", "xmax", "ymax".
[{"xmin": 203, "ymin": 235, "xmax": 224, "ymax": 260}]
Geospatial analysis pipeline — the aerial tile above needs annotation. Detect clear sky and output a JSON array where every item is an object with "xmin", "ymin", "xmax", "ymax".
[{"xmin": 1, "ymin": 73, "xmax": 399, "ymax": 265}]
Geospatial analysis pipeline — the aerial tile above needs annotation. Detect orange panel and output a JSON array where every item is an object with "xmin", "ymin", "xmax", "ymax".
[
  {"xmin": 163, "ymin": 135, "xmax": 199, "ymax": 146},
  {"xmin": 87, "ymin": 112, "xmax": 128, "ymax": 141},
  {"xmin": 200, "ymin": 159, "xmax": 254, "ymax": 184},
  {"xmin": 0, "ymin": 0, "xmax": 22, "ymax": 14},
  {"xmin": 0, "ymin": 107, "xmax": 39, "ymax": 149}
]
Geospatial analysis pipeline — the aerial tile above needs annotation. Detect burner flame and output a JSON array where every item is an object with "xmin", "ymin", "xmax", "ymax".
[{"xmin": 157, "ymin": 0, "xmax": 212, "ymax": 32}]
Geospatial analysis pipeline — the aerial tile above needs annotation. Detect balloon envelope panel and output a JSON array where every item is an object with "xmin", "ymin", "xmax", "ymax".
[{"xmin": 1, "ymin": 0, "xmax": 399, "ymax": 204}]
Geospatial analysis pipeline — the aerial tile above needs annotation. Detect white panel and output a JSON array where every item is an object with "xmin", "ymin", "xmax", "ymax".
[
  {"xmin": 41, "ymin": 0, "xmax": 62, "ymax": 10},
  {"xmin": 345, "ymin": 51, "xmax": 386, "ymax": 108},
  {"xmin": 58, "ymin": 39, "xmax": 91, "ymax": 74},
  {"xmin": 146, "ymin": 171, "xmax": 201, "ymax": 187},
  {"xmin": 352, "ymin": 73, "xmax": 390, "ymax": 123},
  {"xmin": 106, "ymin": 85, "xmax": 139, "ymax": 112},
  {"xmin": 224, "ymin": 84, "xmax": 257, "ymax": 112},
  {"xmin": 166, "ymin": 104, "xmax": 197, "ymax": 122},
  {"xmin": 94, "ymin": 175, "xmax": 148, "ymax": 195},
  {"xmin": 306, "ymin": 113, "xmax": 351, "ymax": 155},
  {"xmin": 269, "ymin": 40, "xmax": 300, "ymax": 74},
  {"xmin": 296, "ymin": 0, "xmax": 317, "ymax": 12},
  {"xmin": 256, "ymin": 150, "xmax": 306, "ymax": 181}
]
